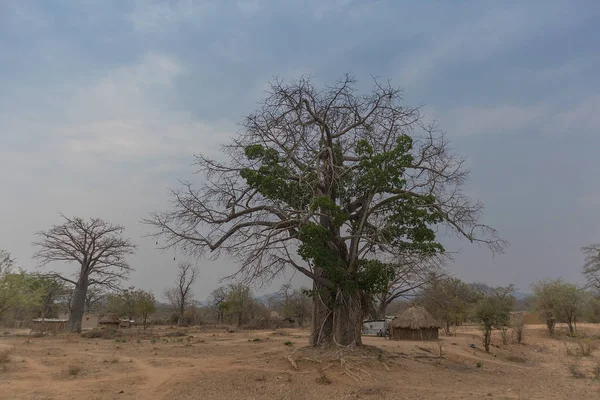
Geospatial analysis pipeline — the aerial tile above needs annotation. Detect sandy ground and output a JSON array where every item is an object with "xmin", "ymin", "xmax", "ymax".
[{"xmin": 0, "ymin": 323, "xmax": 599, "ymax": 399}]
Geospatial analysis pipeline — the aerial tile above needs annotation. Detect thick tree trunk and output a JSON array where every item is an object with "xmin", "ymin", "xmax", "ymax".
[
  {"xmin": 333, "ymin": 290, "xmax": 363, "ymax": 346},
  {"xmin": 376, "ymin": 300, "xmax": 387, "ymax": 320},
  {"xmin": 68, "ymin": 277, "xmax": 88, "ymax": 333},
  {"xmin": 309, "ymin": 281, "xmax": 334, "ymax": 346}
]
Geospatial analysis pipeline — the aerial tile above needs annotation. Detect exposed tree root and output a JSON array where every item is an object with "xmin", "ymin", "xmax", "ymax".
[{"xmin": 285, "ymin": 345, "xmax": 398, "ymax": 382}]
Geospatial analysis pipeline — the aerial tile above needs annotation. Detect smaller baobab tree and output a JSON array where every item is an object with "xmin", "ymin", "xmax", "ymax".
[
  {"xmin": 582, "ymin": 244, "xmax": 600, "ymax": 290},
  {"xmin": 33, "ymin": 215, "xmax": 136, "ymax": 332},
  {"xmin": 163, "ymin": 262, "xmax": 199, "ymax": 326}
]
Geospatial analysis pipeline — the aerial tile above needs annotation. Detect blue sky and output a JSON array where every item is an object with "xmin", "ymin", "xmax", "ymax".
[{"xmin": 1, "ymin": 0, "xmax": 599, "ymax": 298}]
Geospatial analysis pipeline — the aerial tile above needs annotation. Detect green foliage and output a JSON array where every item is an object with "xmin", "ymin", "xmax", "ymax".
[
  {"xmin": 475, "ymin": 294, "xmax": 512, "ymax": 330},
  {"xmin": 220, "ymin": 284, "xmax": 254, "ymax": 326},
  {"xmin": 240, "ymin": 144, "xmax": 313, "ymax": 210},
  {"xmin": 474, "ymin": 287, "xmax": 514, "ymax": 352},
  {"xmin": 531, "ymin": 279, "xmax": 587, "ymax": 335},
  {"xmin": 0, "ymin": 253, "xmax": 64, "ymax": 322},
  {"xmin": 283, "ymin": 341, "xmax": 293, "ymax": 346},
  {"xmin": 240, "ymin": 132, "xmax": 447, "ymax": 297},
  {"xmin": 419, "ymin": 278, "xmax": 481, "ymax": 335},
  {"xmin": 106, "ymin": 287, "xmax": 156, "ymax": 326}
]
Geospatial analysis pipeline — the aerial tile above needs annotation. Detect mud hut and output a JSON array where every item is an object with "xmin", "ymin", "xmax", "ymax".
[
  {"xmin": 389, "ymin": 306, "xmax": 439, "ymax": 341},
  {"xmin": 98, "ymin": 314, "xmax": 120, "ymax": 329}
]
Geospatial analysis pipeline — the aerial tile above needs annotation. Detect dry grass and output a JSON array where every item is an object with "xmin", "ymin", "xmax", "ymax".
[
  {"xmin": 62, "ymin": 364, "xmax": 82, "ymax": 377},
  {"xmin": 593, "ymin": 361, "xmax": 600, "ymax": 381},
  {"xmin": 568, "ymin": 361, "xmax": 586, "ymax": 379},
  {"xmin": 0, "ymin": 349, "xmax": 11, "ymax": 372},
  {"xmin": 506, "ymin": 354, "xmax": 527, "ymax": 363}
]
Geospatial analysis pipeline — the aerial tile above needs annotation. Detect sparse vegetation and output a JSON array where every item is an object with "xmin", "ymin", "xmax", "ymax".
[
  {"xmin": 0, "ymin": 349, "xmax": 11, "ymax": 371},
  {"xmin": 283, "ymin": 341, "xmax": 293, "ymax": 346},
  {"xmin": 568, "ymin": 362, "xmax": 585, "ymax": 378},
  {"xmin": 506, "ymin": 354, "xmax": 527, "ymax": 363},
  {"xmin": 66, "ymin": 364, "xmax": 82, "ymax": 377},
  {"xmin": 315, "ymin": 369, "xmax": 331, "ymax": 385},
  {"xmin": 476, "ymin": 361, "xmax": 483, "ymax": 368},
  {"xmin": 593, "ymin": 361, "xmax": 600, "ymax": 380}
]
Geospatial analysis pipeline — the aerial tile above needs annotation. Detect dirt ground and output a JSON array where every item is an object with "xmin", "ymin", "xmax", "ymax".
[{"xmin": 1, "ymin": 323, "xmax": 599, "ymax": 400}]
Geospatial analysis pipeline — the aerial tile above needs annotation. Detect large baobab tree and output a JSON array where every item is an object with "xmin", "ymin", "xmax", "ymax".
[
  {"xmin": 145, "ymin": 75, "xmax": 505, "ymax": 346},
  {"xmin": 33, "ymin": 215, "xmax": 136, "ymax": 332},
  {"xmin": 163, "ymin": 262, "xmax": 199, "ymax": 325}
]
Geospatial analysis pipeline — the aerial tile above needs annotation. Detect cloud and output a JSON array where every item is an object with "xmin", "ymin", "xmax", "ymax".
[
  {"xmin": 237, "ymin": 0, "xmax": 260, "ymax": 16},
  {"xmin": 8, "ymin": 52, "xmax": 232, "ymax": 161},
  {"xmin": 429, "ymin": 94, "xmax": 600, "ymax": 138},
  {"xmin": 129, "ymin": 0, "xmax": 217, "ymax": 33},
  {"xmin": 394, "ymin": 2, "xmax": 580, "ymax": 87}
]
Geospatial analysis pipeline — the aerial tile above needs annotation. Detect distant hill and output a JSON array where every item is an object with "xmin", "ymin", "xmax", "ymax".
[{"xmin": 514, "ymin": 291, "xmax": 532, "ymax": 300}]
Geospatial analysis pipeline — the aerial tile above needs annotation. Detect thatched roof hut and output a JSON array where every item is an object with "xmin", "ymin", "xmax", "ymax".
[
  {"xmin": 99, "ymin": 314, "xmax": 120, "ymax": 327},
  {"xmin": 389, "ymin": 306, "xmax": 439, "ymax": 341}
]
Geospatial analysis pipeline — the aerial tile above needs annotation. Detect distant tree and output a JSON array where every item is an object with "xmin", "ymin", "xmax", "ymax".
[
  {"xmin": 163, "ymin": 262, "xmax": 199, "ymax": 326},
  {"xmin": 221, "ymin": 284, "xmax": 254, "ymax": 327},
  {"xmin": 531, "ymin": 279, "xmax": 561, "ymax": 334},
  {"xmin": 0, "ymin": 250, "xmax": 17, "ymax": 319},
  {"xmin": 277, "ymin": 284, "xmax": 312, "ymax": 327},
  {"xmin": 106, "ymin": 287, "xmax": 138, "ymax": 318},
  {"xmin": 474, "ymin": 286, "xmax": 514, "ymax": 352},
  {"xmin": 84, "ymin": 286, "xmax": 107, "ymax": 313},
  {"xmin": 134, "ymin": 290, "xmax": 156, "ymax": 329},
  {"xmin": 33, "ymin": 215, "xmax": 136, "ymax": 332},
  {"xmin": 582, "ymin": 244, "xmax": 600, "ymax": 290},
  {"xmin": 532, "ymin": 279, "xmax": 587, "ymax": 336},
  {"xmin": 0, "ymin": 250, "xmax": 15, "ymax": 273},
  {"xmin": 419, "ymin": 277, "xmax": 480, "ymax": 335},
  {"xmin": 556, "ymin": 283, "xmax": 587, "ymax": 336},
  {"xmin": 208, "ymin": 286, "xmax": 228, "ymax": 323},
  {"xmin": 371, "ymin": 255, "xmax": 445, "ymax": 319}
]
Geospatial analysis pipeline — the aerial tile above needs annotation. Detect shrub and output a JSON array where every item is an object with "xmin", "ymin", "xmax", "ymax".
[
  {"xmin": 67, "ymin": 365, "xmax": 82, "ymax": 376},
  {"xmin": 506, "ymin": 354, "xmax": 526, "ymax": 363},
  {"xmin": 593, "ymin": 362, "xmax": 600, "ymax": 381},
  {"xmin": 568, "ymin": 362, "xmax": 585, "ymax": 378},
  {"xmin": 0, "ymin": 350, "xmax": 10, "ymax": 364},
  {"xmin": 283, "ymin": 341, "xmax": 293, "ymax": 346},
  {"xmin": 81, "ymin": 329, "xmax": 122, "ymax": 339},
  {"xmin": 476, "ymin": 361, "xmax": 483, "ymax": 368},
  {"xmin": 316, "ymin": 369, "xmax": 331, "ymax": 385},
  {"xmin": 513, "ymin": 317, "xmax": 525, "ymax": 344},
  {"xmin": 576, "ymin": 338, "xmax": 597, "ymax": 356}
]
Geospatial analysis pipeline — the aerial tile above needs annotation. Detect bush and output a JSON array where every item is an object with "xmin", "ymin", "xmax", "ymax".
[
  {"xmin": 81, "ymin": 329, "xmax": 122, "ymax": 339},
  {"xmin": 0, "ymin": 349, "xmax": 11, "ymax": 371},
  {"xmin": 67, "ymin": 365, "xmax": 82, "ymax": 376},
  {"xmin": 513, "ymin": 318, "xmax": 525, "ymax": 344},
  {"xmin": 593, "ymin": 362, "xmax": 600, "ymax": 381},
  {"xmin": 316, "ymin": 369, "xmax": 331, "ymax": 385},
  {"xmin": 568, "ymin": 362, "xmax": 585, "ymax": 378},
  {"xmin": 283, "ymin": 341, "xmax": 293, "ymax": 346},
  {"xmin": 576, "ymin": 338, "xmax": 597, "ymax": 356},
  {"xmin": 506, "ymin": 354, "xmax": 526, "ymax": 363}
]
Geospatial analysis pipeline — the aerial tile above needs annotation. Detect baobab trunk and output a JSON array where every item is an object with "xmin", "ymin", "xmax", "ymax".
[
  {"xmin": 332, "ymin": 289, "xmax": 363, "ymax": 346},
  {"xmin": 376, "ymin": 300, "xmax": 387, "ymax": 320},
  {"xmin": 309, "ymin": 281, "xmax": 334, "ymax": 346},
  {"xmin": 68, "ymin": 277, "xmax": 88, "ymax": 333}
]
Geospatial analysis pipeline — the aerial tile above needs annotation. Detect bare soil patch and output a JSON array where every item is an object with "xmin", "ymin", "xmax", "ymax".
[{"xmin": 1, "ymin": 324, "xmax": 599, "ymax": 399}]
